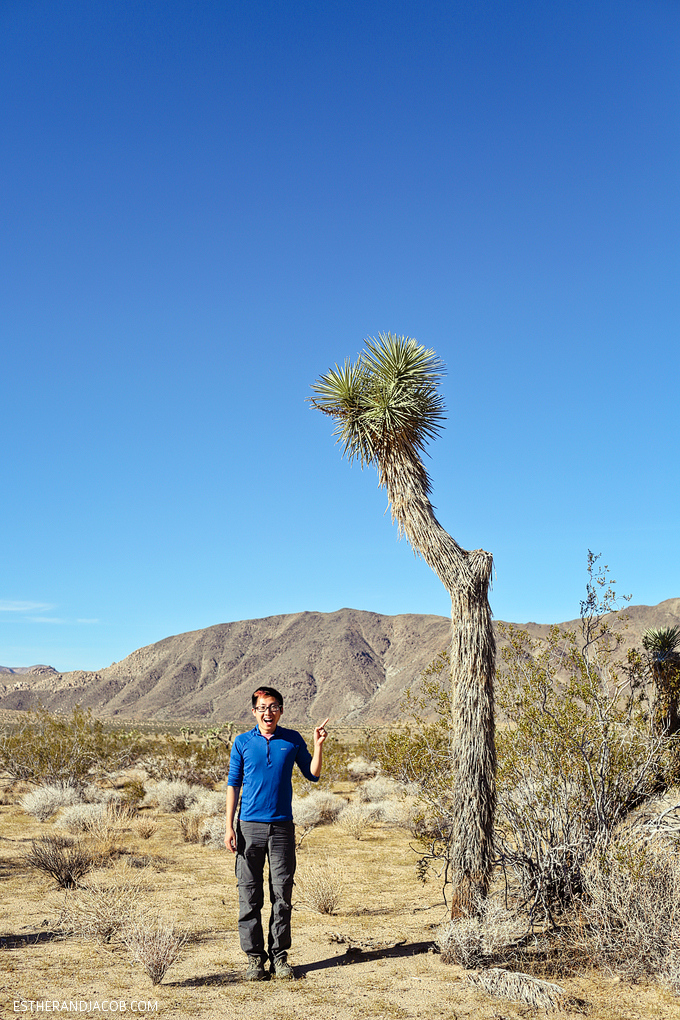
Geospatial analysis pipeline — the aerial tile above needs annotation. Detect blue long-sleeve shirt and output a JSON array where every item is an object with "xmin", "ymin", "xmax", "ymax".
[{"xmin": 227, "ymin": 725, "xmax": 319, "ymax": 823}]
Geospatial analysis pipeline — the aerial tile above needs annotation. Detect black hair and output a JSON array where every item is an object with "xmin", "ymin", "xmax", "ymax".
[{"xmin": 252, "ymin": 686, "xmax": 284, "ymax": 709}]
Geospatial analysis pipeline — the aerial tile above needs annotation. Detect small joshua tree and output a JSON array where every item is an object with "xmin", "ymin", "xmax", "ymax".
[{"xmin": 642, "ymin": 626, "xmax": 680, "ymax": 736}]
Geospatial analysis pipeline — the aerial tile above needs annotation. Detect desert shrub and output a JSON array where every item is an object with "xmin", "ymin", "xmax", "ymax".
[
  {"xmin": 179, "ymin": 813, "xmax": 204, "ymax": 843},
  {"xmin": 291, "ymin": 735, "xmax": 352, "ymax": 794},
  {"xmin": 137, "ymin": 727, "xmax": 233, "ymax": 786},
  {"xmin": 315, "ymin": 735, "xmax": 353, "ymax": 788},
  {"xmin": 59, "ymin": 799, "xmax": 137, "ymax": 837},
  {"xmin": 292, "ymin": 790, "xmax": 345, "ymax": 827},
  {"xmin": 119, "ymin": 778, "xmax": 147, "ymax": 807},
  {"xmin": 356, "ymin": 776, "xmax": 406, "ymax": 803},
  {"xmin": 437, "ymin": 900, "xmax": 527, "ymax": 967},
  {"xmin": 143, "ymin": 780, "xmax": 202, "ymax": 813},
  {"xmin": 135, "ymin": 819, "xmax": 157, "ymax": 840},
  {"xmin": 123, "ymin": 915, "xmax": 187, "ymax": 985},
  {"xmin": 21, "ymin": 784, "xmax": 83, "ymax": 821},
  {"xmin": 200, "ymin": 814, "xmax": 226, "ymax": 849},
  {"xmin": 346, "ymin": 756, "xmax": 380, "ymax": 782},
  {"xmin": 366, "ymin": 796, "xmax": 419, "ymax": 826},
  {"xmin": 81, "ymin": 783, "xmax": 121, "ymax": 804},
  {"xmin": 23, "ymin": 836, "xmax": 96, "ymax": 888},
  {"xmin": 337, "ymin": 803, "xmax": 377, "ymax": 840},
  {"xmin": 58, "ymin": 803, "xmax": 107, "ymax": 833},
  {"xmin": 578, "ymin": 833, "xmax": 680, "ymax": 979},
  {"xmin": 495, "ymin": 558, "xmax": 677, "ymax": 921},
  {"xmin": 187, "ymin": 789, "xmax": 226, "ymax": 816},
  {"xmin": 60, "ymin": 871, "xmax": 144, "ymax": 943},
  {"xmin": 296, "ymin": 860, "xmax": 343, "ymax": 914},
  {"xmin": 0, "ymin": 706, "xmax": 142, "ymax": 787},
  {"xmin": 365, "ymin": 650, "xmax": 456, "ymax": 881}
]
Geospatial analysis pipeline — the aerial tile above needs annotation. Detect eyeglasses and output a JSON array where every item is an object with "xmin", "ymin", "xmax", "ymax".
[{"xmin": 254, "ymin": 705, "xmax": 281, "ymax": 715}]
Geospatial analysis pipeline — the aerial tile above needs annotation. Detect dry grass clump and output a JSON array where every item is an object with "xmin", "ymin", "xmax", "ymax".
[
  {"xmin": 293, "ymin": 790, "xmax": 346, "ymax": 827},
  {"xmin": 180, "ymin": 810, "xmax": 228, "ymax": 848},
  {"xmin": 338, "ymin": 803, "xmax": 377, "ymax": 840},
  {"xmin": 296, "ymin": 859, "xmax": 344, "ymax": 915},
  {"xmin": 356, "ymin": 776, "xmax": 406, "ymax": 803},
  {"xmin": 142, "ymin": 780, "xmax": 202, "ymax": 813},
  {"xmin": 187, "ymin": 789, "xmax": 225, "ymax": 816},
  {"xmin": 58, "ymin": 803, "xmax": 106, "ymax": 833},
  {"xmin": 200, "ymin": 814, "xmax": 226, "ymax": 849},
  {"xmin": 81, "ymin": 783, "xmax": 122, "ymax": 804},
  {"xmin": 123, "ymin": 915, "xmax": 187, "ymax": 985},
  {"xmin": 437, "ymin": 900, "xmax": 527, "ymax": 968},
  {"xmin": 135, "ymin": 819, "xmax": 158, "ymax": 840},
  {"xmin": 21, "ymin": 784, "xmax": 82, "ymax": 821},
  {"xmin": 59, "ymin": 800, "xmax": 137, "ymax": 839},
  {"xmin": 578, "ymin": 833, "xmax": 680, "ymax": 980},
  {"xmin": 23, "ymin": 836, "xmax": 96, "ymax": 889},
  {"xmin": 367, "ymin": 797, "xmax": 419, "ymax": 827},
  {"xmin": 179, "ymin": 813, "xmax": 204, "ymax": 843},
  {"xmin": 104, "ymin": 799, "xmax": 137, "ymax": 824}
]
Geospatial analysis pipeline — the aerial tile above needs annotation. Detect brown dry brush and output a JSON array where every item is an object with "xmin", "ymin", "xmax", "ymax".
[
  {"xmin": 311, "ymin": 334, "xmax": 496, "ymax": 918},
  {"xmin": 123, "ymin": 916, "xmax": 187, "ymax": 986},
  {"xmin": 59, "ymin": 872, "xmax": 146, "ymax": 944},
  {"xmin": 23, "ymin": 836, "xmax": 96, "ymax": 889},
  {"xmin": 179, "ymin": 813, "xmax": 204, "ymax": 843}
]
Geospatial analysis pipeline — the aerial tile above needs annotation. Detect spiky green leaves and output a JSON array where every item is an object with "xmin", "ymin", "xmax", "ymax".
[
  {"xmin": 642, "ymin": 626, "xmax": 680, "ymax": 659},
  {"xmin": 309, "ymin": 333, "xmax": 446, "ymax": 467}
]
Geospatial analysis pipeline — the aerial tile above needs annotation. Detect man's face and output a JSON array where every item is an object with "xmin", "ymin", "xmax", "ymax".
[{"xmin": 252, "ymin": 694, "xmax": 282, "ymax": 735}]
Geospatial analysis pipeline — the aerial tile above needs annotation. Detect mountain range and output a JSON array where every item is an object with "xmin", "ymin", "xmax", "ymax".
[{"xmin": 1, "ymin": 599, "xmax": 678, "ymax": 725}]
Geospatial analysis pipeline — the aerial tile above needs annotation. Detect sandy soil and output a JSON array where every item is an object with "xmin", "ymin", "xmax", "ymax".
[{"xmin": 1, "ymin": 801, "xmax": 679, "ymax": 1020}]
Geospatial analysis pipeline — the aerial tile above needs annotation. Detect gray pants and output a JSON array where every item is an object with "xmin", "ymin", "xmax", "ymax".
[{"xmin": 235, "ymin": 820, "xmax": 296, "ymax": 962}]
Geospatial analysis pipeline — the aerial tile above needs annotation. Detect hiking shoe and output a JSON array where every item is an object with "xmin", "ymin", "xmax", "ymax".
[
  {"xmin": 245, "ymin": 956, "xmax": 267, "ymax": 981},
  {"xmin": 270, "ymin": 955, "xmax": 294, "ymax": 980}
]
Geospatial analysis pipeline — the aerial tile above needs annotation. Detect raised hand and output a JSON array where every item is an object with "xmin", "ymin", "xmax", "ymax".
[{"xmin": 314, "ymin": 718, "xmax": 329, "ymax": 747}]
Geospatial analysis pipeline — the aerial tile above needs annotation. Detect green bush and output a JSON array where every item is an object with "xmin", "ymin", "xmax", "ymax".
[
  {"xmin": 138, "ymin": 724, "xmax": 235, "ymax": 785},
  {"xmin": 496, "ymin": 555, "xmax": 677, "ymax": 921},
  {"xmin": 0, "ymin": 706, "xmax": 142, "ymax": 788}
]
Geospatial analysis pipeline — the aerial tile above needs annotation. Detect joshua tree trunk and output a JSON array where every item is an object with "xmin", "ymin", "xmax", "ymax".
[
  {"xmin": 448, "ymin": 551, "xmax": 496, "ymax": 916},
  {"xmin": 382, "ymin": 452, "xmax": 496, "ymax": 917}
]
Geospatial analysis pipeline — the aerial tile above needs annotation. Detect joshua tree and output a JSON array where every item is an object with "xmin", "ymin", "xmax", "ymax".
[
  {"xmin": 642, "ymin": 626, "xmax": 680, "ymax": 736},
  {"xmin": 310, "ymin": 333, "xmax": 495, "ymax": 915}
]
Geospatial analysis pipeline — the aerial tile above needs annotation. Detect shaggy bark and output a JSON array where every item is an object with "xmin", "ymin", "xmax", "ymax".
[{"xmin": 382, "ymin": 451, "xmax": 496, "ymax": 917}]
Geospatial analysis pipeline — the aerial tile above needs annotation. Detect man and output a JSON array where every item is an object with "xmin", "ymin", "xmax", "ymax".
[{"xmin": 225, "ymin": 685, "xmax": 328, "ymax": 981}]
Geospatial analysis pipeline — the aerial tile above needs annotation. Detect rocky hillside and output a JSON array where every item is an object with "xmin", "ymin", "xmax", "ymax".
[
  {"xmin": 1, "ymin": 599, "xmax": 678, "ymax": 725},
  {"xmin": 0, "ymin": 665, "xmax": 58, "ymax": 676}
]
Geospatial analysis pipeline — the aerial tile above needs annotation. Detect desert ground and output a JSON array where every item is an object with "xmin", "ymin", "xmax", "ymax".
[{"xmin": 1, "ymin": 770, "xmax": 680, "ymax": 1020}]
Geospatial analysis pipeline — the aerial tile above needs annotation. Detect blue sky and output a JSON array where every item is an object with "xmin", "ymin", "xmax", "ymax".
[{"xmin": 2, "ymin": 0, "xmax": 679, "ymax": 671}]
